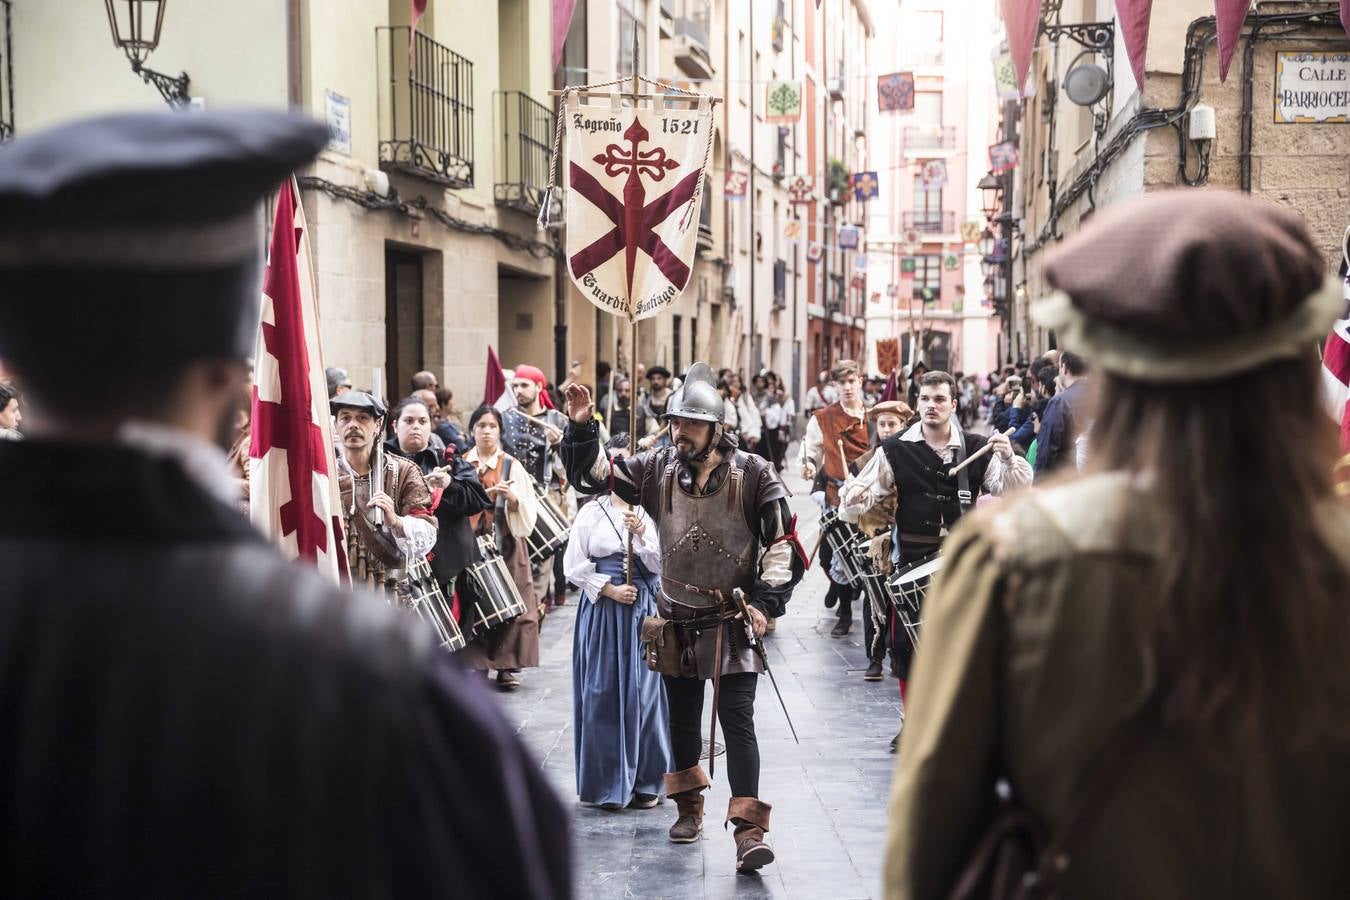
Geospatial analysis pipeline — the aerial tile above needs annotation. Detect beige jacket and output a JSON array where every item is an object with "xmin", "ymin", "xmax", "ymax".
[{"xmin": 885, "ymin": 473, "xmax": 1350, "ymax": 900}]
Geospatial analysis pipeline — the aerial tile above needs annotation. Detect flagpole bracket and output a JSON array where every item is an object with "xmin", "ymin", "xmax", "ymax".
[{"xmin": 1040, "ymin": 21, "xmax": 1115, "ymax": 58}]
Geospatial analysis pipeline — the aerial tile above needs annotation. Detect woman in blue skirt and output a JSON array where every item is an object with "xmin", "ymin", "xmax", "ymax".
[{"xmin": 565, "ymin": 437, "xmax": 672, "ymax": 810}]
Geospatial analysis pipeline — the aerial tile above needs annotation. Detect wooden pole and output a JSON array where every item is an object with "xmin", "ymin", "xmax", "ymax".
[
  {"xmin": 948, "ymin": 427, "xmax": 1015, "ymax": 478},
  {"xmin": 625, "ymin": 17, "xmax": 640, "ymax": 587}
]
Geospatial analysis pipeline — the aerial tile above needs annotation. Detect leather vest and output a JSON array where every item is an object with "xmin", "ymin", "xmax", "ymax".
[
  {"xmin": 655, "ymin": 450, "xmax": 764, "ymax": 678},
  {"xmin": 813, "ymin": 403, "xmax": 870, "ymax": 507},
  {"xmin": 883, "ymin": 432, "xmax": 990, "ymax": 539}
]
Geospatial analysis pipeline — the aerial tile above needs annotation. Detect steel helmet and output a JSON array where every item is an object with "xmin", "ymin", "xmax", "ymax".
[{"xmin": 662, "ymin": 362, "xmax": 723, "ymax": 424}]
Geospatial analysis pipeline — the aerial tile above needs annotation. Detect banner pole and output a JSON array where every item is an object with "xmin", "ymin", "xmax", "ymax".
[{"xmin": 625, "ymin": 16, "xmax": 640, "ymax": 588}]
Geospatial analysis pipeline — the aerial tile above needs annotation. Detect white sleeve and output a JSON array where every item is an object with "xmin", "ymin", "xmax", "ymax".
[
  {"xmin": 983, "ymin": 451, "xmax": 1032, "ymax": 496},
  {"xmin": 563, "ymin": 505, "xmax": 609, "ymax": 601},
  {"xmin": 797, "ymin": 415, "xmax": 824, "ymax": 470},
  {"xmin": 839, "ymin": 449, "xmax": 895, "ymax": 523},
  {"xmin": 395, "ymin": 515, "xmax": 438, "ymax": 560},
  {"xmin": 503, "ymin": 463, "xmax": 540, "ymax": 538}
]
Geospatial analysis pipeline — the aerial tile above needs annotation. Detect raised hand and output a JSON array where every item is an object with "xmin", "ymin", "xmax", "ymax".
[{"xmin": 564, "ymin": 382, "xmax": 594, "ymax": 425}]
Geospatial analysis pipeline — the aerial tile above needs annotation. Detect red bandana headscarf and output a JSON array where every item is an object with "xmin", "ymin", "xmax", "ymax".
[{"xmin": 513, "ymin": 364, "xmax": 555, "ymax": 409}]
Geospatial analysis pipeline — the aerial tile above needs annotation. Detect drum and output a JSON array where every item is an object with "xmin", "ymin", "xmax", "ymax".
[
  {"xmin": 465, "ymin": 536, "xmax": 527, "ymax": 636},
  {"xmin": 526, "ymin": 481, "xmax": 570, "ymax": 565},
  {"xmin": 819, "ymin": 509, "xmax": 867, "ymax": 584},
  {"xmin": 886, "ymin": 552, "xmax": 942, "ymax": 650},
  {"xmin": 401, "ymin": 556, "xmax": 467, "ymax": 653}
]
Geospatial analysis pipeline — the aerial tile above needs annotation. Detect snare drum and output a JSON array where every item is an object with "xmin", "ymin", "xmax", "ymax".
[
  {"xmin": 401, "ymin": 556, "xmax": 467, "ymax": 653},
  {"xmin": 465, "ymin": 536, "xmax": 527, "ymax": 636},
  {"xmin": 526, "ymin": 482, "xmax": 570, "ymax": 564},
  {"xmin": 819, "ymin": 510, "xmax": 867, "ymax": 583},
  {"xmin": 886, "ymin": 552, "xmax": 943, "ymax": 650}
]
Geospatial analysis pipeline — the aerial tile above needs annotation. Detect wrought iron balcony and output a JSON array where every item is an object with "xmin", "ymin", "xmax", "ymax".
[
  {"xmin": 903, "ymin": 125, "xmax": 957, "ymax": 150},
  {"xmin": 494, "ymin": 91, "xmax": 554, "ymax": 215},
  {"xmin": 377, "ymin": 27, "xmax": 474, "ymax": 188},
  {"xmin": 903, "ymin": 210, "xmax": 956, "ymax": 234},
  {"xmin": 0, "ymin": 1, "xmax": 12, "ymax": 141},
  {"xmin": 672, "ymin": 0, "xmax": 712, "ymax": 80}
]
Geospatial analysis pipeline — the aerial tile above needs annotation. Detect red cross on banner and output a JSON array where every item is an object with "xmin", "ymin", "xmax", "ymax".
[
  {"xmin": 563, "ymin": 92, "xmax": 715, "ymax": 322},
  {"xmin": 250, "ymin": 179, "xmax": 348, "ymax": 584}
]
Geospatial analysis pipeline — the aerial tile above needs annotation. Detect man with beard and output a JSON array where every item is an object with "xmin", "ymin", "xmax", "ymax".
[
  {"xmin": 332, "ymin": 391, "xmax": 439, "ymax": 594},
  {"xmin": 840, "ymin": 370, "xmax": 1030, "ymax": 746},
  {"xmin": 501, "ymin": 363, "xmax": 571, "ymax": 609},
  {"xmin": 798, "ymin": 359, "xmax": 871, "ymax": 636},
  {"xmin": 637, "ymin": 365, "xmax": 674, "ymax": 437},
  {"xmin": 562, "ymin": 363, "xmax": 806, "ymax": 873},
  {"xmin": 0, "ymin": 109, "xmax": 569, "ymax": 897}
]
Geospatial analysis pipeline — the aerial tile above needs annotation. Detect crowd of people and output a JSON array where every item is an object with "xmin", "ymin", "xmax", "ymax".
[{"xmin": 5, "ymin": 107, "xmax": 1350, "ymax": 900}]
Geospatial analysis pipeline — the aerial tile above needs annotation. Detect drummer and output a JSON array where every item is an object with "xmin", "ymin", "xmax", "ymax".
[
  {"xmin": 840, "ymin": 400, "xmax": 913, "ymax": 684},
  {"xmin": 839, "ymin": 371, "xmax": 1030, "ymax": 741},
  {"xmin": 460, "ymin": 405, "xmax": 543, "ymax": 690}
]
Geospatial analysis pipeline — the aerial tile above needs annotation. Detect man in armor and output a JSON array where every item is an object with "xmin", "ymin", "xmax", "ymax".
[
  {"xmin": 501, "ymin": 363, "xmax": 571, "ymax": 608},
  {"xmin": 332, "ymin": 391, "xmax": 438, "ymax": 594},
  {"xmin": 563, "ymin": 363, "xmax": 805, "ymax": 873}
]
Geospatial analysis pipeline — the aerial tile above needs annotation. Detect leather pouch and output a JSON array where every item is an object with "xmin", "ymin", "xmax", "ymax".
[{"xmin": 640, "ymin": 615, "xmax": 684, "ymax": 677}]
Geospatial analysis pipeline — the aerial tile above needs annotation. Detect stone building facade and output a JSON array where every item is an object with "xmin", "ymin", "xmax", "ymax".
[{"xmin": 1010, "ymin": 0, "xmax": 1349, "ymax": 359}]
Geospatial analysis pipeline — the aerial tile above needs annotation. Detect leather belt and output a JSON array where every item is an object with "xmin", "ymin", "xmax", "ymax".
[{"xmin": 899, "ymin": 532, "xmax": 943, "ymax": 545}]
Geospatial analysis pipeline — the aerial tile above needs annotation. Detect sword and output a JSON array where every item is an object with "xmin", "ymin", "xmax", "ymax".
[{"xmin": 732, "ymin": 588, "xmax": 800, "ymax": 744}]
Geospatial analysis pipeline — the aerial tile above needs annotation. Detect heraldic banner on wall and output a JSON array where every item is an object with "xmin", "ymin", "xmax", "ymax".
[{"xmin": 558, "ymin": 90, "xmax": 715, "ymax": 323}]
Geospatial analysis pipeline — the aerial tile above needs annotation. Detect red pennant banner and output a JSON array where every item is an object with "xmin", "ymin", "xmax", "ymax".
[
  {"xmin": 1001, "ymin": 0, "xmax": 1042, "ymax": 96},
  {"xmin": 1215, "ymin": 0, "xmax": 1252, "ymax": 82},
  {"xmin": 1342, "ymin": 0, "xmax": 1350, "ymax": 41},
  {"xmin": 1115, "ymin": 0, "xmax": 1154, "ymax": 90},
  {"xmin": 552, "ymin": 0, "xmax": 578, "ymax": 72}
]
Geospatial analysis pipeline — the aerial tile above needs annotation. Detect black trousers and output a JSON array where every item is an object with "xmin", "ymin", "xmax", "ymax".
[
  {"xmin": 663, "ymin": 672, "xmax": 760, "ymax": 798},
  {"xmin": 889, "ymin": 541, "xmax": 941, "ymax": 680},
  {"xmin": 818, "ymin": 527, "xmax": 861, "ymax": 617}
]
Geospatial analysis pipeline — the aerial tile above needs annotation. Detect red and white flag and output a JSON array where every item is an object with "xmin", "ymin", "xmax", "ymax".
[
  {"xmin": 484, "ymin": 345, "xmax": 513, "ymax": 410},
  {"xmin": 250, "ymin": 179, "xmax": 348, "ymax": 584}
]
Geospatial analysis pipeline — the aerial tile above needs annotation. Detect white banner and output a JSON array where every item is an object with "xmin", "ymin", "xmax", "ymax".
[{"xmin": 564, "ymin": 93, "xmax": 715, "ymax": 322}]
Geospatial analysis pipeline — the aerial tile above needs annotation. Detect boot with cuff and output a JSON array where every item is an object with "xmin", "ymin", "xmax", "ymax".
[
  {"xmin": 727, "ymin": 797, "xmax": 774, "ymax": 872},
  {"xmin": 664, "ymin": 765, "xmax": 710, "ymax": 844}
]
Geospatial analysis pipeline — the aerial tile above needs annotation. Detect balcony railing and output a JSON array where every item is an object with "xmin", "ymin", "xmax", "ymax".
[
  {"xmin": 0, "ymin": 1, "xmax": 13, "ymax": 141},
  {"xmin": 903, "ymin": 210, "xmax": 956, "ymax": 234},
  {"xmin": 903, "ymin": 125, "xmax": 957, "ymax": 150},
  {"xmin": 672, "ymin": 0, "xmax": 712, "ymax": 79},
  {"xmin": 377, "ymin": 27, "xmax": 474, "ymax": 188},
  {"xmin": 494, "ymin": 91, "xmax": 554, "ymax": 215}
]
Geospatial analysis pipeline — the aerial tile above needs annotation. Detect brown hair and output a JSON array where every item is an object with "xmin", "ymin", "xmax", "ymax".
[
  {"xmin": 918, "ymin": 370, "xmax": 957, "ymax": 396},
  {"xmin": 831, "ymin": 359, "xmax": 860, "ymax": 381},
  {"xmin": 1089, "ymin": 356, "xmax": 1350, "ymax": 740}
]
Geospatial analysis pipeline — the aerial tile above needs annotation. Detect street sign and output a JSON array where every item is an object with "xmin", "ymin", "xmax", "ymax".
[{"xmin": 1276, "ymin": 52, "xmax": 1350, "ymax": 124}]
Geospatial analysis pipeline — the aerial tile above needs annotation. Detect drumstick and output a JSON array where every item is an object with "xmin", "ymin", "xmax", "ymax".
[
  {"xmin": 836, "ymin": 439, "xmax": 847, "ymax": 473},
  {"xmin": 947, "ymin": 427, "xmax": 1015, "ymax": 478}
]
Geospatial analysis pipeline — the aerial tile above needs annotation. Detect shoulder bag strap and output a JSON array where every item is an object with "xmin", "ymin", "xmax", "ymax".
[{"xmin": 951, "ymin": 442, "xmax": 974, "ymax": 513}]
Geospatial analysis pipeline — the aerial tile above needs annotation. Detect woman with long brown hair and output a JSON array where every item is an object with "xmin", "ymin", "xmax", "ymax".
[{"xmin": 884, "ymin": 191, "xmax": 1350, "ymax": 900}]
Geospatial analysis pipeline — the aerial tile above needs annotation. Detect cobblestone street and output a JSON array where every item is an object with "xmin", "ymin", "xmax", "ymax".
[{"xmin": 496, "ymin": 470, "xmax": 902, "ymax": 899}]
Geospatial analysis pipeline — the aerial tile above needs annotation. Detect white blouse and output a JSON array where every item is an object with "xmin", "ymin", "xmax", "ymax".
[
  {"xmin": 562, "ymin": 495, "xmax": 662, "ymax": 602},
  {"xmin": 465, "ymin": 446, "xmax": 540, "ymax": 540}
]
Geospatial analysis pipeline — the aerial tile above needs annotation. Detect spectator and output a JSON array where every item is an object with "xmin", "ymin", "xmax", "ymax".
[
  {"xmin": 410, "ymin": 370, "xmax": 439, "ymax": 393},
  {"xmin": 432, "ymin": 386, "xmax": 471, "ymax": 452},
  {"xmin": 1033, "ymin": 350, "xmax": 1091, "ymax": 480},
  {"xmin": 0, "ymin": 383, "xmax": 22, "ymax": 440},
  {"xmin": 325, "ymin": 366, "xmax": 351, "ymax": 400}
]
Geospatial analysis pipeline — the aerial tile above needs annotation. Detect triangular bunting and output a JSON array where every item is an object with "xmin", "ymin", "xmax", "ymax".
[
  {"xmin": 1001, "ymin": 0, "xmax": 1043, "ymax": 95},
  {"xmin": 1114, "ymin": 0, "xmax": 1153, "ymax": 91},
  {"xmin": 1215, "ymin": 0, "xmax": 1252, "ymax": 82}
]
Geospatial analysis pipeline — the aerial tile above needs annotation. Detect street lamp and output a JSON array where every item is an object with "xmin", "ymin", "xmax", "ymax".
[
  {"xmin": 977, "ymin": 173, "xmax": 1003, "ymax": 221},
  {"xmin": 977, "ymin": 228, "xmax": 996, "ymax": 259},
  {"xmin": 104, "ymin": 0, "xmax": 191, "ymax": 107}
]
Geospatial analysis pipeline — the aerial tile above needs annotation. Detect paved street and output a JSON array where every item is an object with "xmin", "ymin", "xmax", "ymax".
[{"xmin": 495, "ymin": 469, "xmax": 902, "ymax": 899}]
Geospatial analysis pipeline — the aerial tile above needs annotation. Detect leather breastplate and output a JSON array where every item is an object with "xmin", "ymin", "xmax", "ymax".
[{"xmin": 657, "ymin": 454, "xmax": 758, "ymax": 613}]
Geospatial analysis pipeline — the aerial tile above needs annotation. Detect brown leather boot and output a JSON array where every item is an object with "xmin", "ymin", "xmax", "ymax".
[
  {"xmin": 664, "ymin": 766, "xmax": 710, "ymax": 844},
  {"xmin": 727, "ymin": 797, "xmax": 774, "ymax": 872}
]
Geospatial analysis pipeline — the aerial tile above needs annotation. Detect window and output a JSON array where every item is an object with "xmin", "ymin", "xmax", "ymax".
[
  {"xmin": 618, "ymin": 0, "xmax": 648, "ymax": 77},
  {"xmin": 914, "ymin": 91, "xmax": 942, "ymax": 127},
  {"xmin": 559, "ymin": 0, "xmax": 589, "ymax": 87},
  {"xmin": 913, "ymin": 254, "xmax": 941, "ymax": 301},
  {"xmin": 912, "ymin": 173, "xmax": 943, "ymax": 230}
]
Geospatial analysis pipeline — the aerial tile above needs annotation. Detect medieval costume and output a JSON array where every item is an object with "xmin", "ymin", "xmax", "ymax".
[
  {"xmin": 501, "ymin": 365, "xmax": 572, "ymax": 609},
  {"xmin": 0, "ymin": 109, "xmax": 569, "ymax": 897},
  {"xmin": 564, "ymin": 363, "xmax": 805, "ymax": 872},
  {"xmin": 460, "ymin": 445, "xmax": 542, "ymax": 672},
  {"xmin": 564, "ymin": 491, "xmax": 672, "ymax": 808},
  {"xmin": 798, "ymin": 393, "xmax": 870, "ymax": 635},
  {"xmin": 333, "ymin": 393, "xmax": 439, "ymax": 597},
  {"xmin": 385, "ymin": 436, "xmax": 491, "ymax": 620},
  {"xmin": 840, "ymin": 415, "xmax": 1032, "ymax": 682}
]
